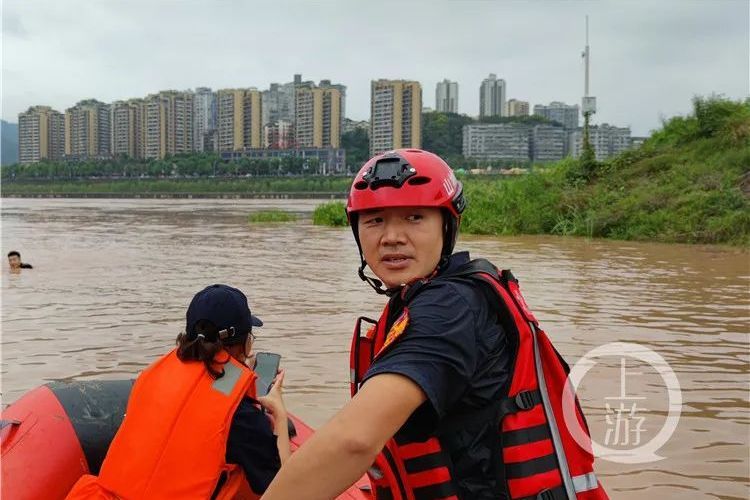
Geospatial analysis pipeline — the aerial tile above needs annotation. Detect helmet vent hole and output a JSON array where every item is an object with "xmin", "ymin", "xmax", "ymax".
[
  {"xmin": 407, "ymin": 176, "xmax": 431, "ymax": 186},
  {"xmin": 354, "ymin": 181, "xmax": 369, "ymax": 190}
]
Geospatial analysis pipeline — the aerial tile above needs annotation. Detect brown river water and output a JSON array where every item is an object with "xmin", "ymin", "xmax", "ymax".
[{"xmin": 1, "ymin": 198, "xmax": 748, "ymax": 499}]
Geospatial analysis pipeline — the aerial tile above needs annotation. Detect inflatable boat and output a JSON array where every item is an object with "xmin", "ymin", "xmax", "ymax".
[{"xmin": 0, "ymin": 380, "xmax": 371, "ymax": 499}]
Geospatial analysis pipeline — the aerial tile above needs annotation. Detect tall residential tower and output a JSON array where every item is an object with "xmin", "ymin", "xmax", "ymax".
[
  {"xmin": 65, "ymin": 99, "xmax": 111, "ymax": 159},
  {"xmin": 370, "ymin": 79, "xmax": 422, "ymax": 156},
  {"xmin": 18, "ymin": 106, "xmax": 65, "ymax": 164},
  {"xmin": 506, "ymin": 99, "xmax": 530, "ymax": 117},
  {"xmin": 216, "ymin": 88, "xmax": 262, "ymax": 152},
  {"xmin": 479, "ymin": 74, "xmax": 506, "ymax": 118},
  {"xmin": 533, "ymin": 102, "xmax": 580, "ymax": 130},
  {"xmin": 435, "ymin": 79, "xmax": 458, "ymax": 113},
  {"xmin": 295, "ymin": 84, "xmax": 343, "ymax": 149},
  {"xmin": 193, "ymin": 87, "xmax": 216, "ymax": 152}
]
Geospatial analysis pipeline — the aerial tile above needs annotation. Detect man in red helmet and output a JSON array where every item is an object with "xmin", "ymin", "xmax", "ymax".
[
  {"xmin": 263, "ymin": 149, "xmax": 511, "ymax": 499},
  {"xmin": 263, "ymin": 150, "xmax": 607, "ymax": 500}
]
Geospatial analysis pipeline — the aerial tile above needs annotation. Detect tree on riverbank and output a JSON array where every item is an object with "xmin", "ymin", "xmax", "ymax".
[{"xmin": 342, "ymin": 128, "xmax": 369, "ymax": 172}]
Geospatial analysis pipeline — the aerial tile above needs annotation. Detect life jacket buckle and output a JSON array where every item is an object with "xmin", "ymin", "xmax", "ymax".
[
  {"xmin": 515, "ymin": 390, "xmax": 536, "ymax": 411},
  {"xmin": 368, "ymin": 465, "xmax": 384, "ymax": 480},
  {"xmin": 536, "ymin": 488, "xmax": 556, "ymax": 500}
]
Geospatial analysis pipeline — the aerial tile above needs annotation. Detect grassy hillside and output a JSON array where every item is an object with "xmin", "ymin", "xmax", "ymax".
[{"xmin": 459, "ymin": 96, "xmax": 750, "ymax": 245}]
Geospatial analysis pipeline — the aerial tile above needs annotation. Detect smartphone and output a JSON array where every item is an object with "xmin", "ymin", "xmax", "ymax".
[{"xmin": 254, "ymin": 352, "xmax": 281, "ymax": 396}]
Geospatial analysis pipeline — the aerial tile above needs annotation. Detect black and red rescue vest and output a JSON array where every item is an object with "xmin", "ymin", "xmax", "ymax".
[{"xmin": 350, "ymin": 259, "xmax": 609, "ymax": 500}]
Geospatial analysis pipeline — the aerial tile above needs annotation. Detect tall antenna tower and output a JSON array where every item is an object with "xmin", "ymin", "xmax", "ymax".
[
  {"xmin": 582, "ymin": 15, "xmax": 596, "ymax": 116},
  {"xmin": 581, "ymin": 15, "xmax": 597, "ymax": 164}
]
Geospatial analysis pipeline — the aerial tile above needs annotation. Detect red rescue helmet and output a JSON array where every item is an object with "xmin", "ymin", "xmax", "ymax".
[{"xmin": 346, "ymin": 149, "xmax": 467, "ymax": 280}]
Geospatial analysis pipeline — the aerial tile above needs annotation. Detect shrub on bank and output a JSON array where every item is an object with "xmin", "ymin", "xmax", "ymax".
[
  {"xmin": 248, "ymin": 210, "xmax": 297, "ymax": 223},
  {"xmin": 313, "ymin": 201, "xmax": 348, "ymax": 226}
]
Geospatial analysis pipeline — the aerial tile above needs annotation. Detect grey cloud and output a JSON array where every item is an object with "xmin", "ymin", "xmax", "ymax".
[
  {"xmin": 2, "ymin": 7, "xmax": 27, "ymax": 38},
  {"xmin": 2, "ymin": 0, "xmax": 748, "ymax": 136}
]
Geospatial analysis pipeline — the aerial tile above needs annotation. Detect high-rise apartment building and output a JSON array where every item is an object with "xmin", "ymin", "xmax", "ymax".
[
  {"xmin": 111, "ymin": 100, "xmax": 138, "ymax": 158},
  {"xmin": 462, "ymin": 123, "xmax": 529, "ymax": 161},
  {"xmin": 319, "ymin": 79, "xmax": 347, "ymax": 130},
  {"xmin": 567, "ymin": 124, "xmax": 632, "ymax": 160},
  {"xmin": 533, "ymin": 102, "xmax": 580, "ymax": 130},
  {"xmin": 264, "ymin": 120, "xmax": 294, "ymax": 149},
  {"xmin": 216, "ymin": 89, "xmax": 262, "ymax": 152},
  {"xmin": 479, "ymin": 74, "xmax": 506, "ymax": 118},
  {"xmin": 160, "ymin": 90, "xmax": 193, "ymax": 156},
  {"xmin": 18, "ymin": 106, "xmax": 65, "ymax": 164},
  {"xmin": 65, "ymin": 99, "xmax": 111, "ymax": 159},
  {"xmin": 435, "ymin": 79, "xmax": 459, "ymax": 113},
  {"xmin": 506, "ymin": 99, "xmax": 530, "ymax": 117},
  {"xmin": 370, "ymin": 79, "xmax": 422, "ymax": 156},
  {"xmin": 193, "ymin": 87, "xmax": 216, "ymax": 153},
  {"xmin": 530, "ymin": 125, "xmax": 565, "ymax": 162},
  {"xmin": 262, "ymin": 82, "xmax": 296, "ymax": 127},
  {"xmin": 123, "ymin": 91, "xmax": 195, "ymax": 160},
  {"xmin": 295, "ymin": 85, "xmax": 342, "ymax": 148},
  {"xmin": 140, "ymin": 94, "xmax": 168, "ymax": 160}
]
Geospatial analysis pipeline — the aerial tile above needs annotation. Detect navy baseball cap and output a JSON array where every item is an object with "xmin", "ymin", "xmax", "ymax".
[{"xmin": 186, "ymin": 284, "xmax": 263, "ymax": 343}]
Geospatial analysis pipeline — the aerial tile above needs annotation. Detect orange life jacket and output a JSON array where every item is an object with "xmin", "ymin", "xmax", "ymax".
[
  {"xmin": 350, "ymin": 259, "xmax": 609, "ymax": 500},
  {"xmin": 66, "ymin": 349, "xmax": 259, "ymax": 500}
]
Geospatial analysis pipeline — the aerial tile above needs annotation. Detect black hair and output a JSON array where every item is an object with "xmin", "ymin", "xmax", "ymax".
[
  {"xmin": 7, "ymin": 251, "xmax": 20, "ymax": 258},
  {"xmin": 175, "ymin": 320, "xmax": 248, "ymax": 379}
]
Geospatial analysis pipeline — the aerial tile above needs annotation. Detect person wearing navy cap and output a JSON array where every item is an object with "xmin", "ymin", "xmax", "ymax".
[
  {"xmin": 65, "ymin": 284, "xmax": 289, "ymax": 500},
  {"xmin": 179, "ymin": 284, "xmax": 290, "ymax": 496}
]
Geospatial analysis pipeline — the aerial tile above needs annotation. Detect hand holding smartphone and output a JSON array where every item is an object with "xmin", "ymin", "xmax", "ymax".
[{"xmin": 254, "ymin": 352, "xmax": 281, "ymax": 396}]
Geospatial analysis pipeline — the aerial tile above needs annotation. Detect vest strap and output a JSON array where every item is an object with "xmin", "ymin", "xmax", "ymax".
[
  {"xmin": 503, "ymin": 423, "xmax": 551, "ymax": 448},
  {"xmin": 518, "ymin": 485, "xmax": 569, "ymax": 500},
  {"xmin": 505, "ymin": 452, "xmax": 558, "ymax": 480},
  {"xmin": 516, "ymin": 472, "xmax": 599, "ymax": 500},
  {"xmin": 499, "ymin": 389, "xmax": 542, "ymax": 417}
]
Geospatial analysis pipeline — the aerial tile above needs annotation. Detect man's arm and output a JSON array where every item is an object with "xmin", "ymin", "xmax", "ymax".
[{"xmin": 260, "ymin": 373, "xmax": 426, "ymax": 500}]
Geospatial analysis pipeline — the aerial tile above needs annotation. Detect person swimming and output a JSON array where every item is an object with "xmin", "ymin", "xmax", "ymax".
[{"xmin": 8, "ymin": 251, "xmax": 33, "ymax": 271}]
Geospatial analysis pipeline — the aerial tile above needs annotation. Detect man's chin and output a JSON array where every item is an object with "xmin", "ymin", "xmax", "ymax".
[{"xmin": 381, "ymin": 273, "xmax": 419, "ymax": 289}]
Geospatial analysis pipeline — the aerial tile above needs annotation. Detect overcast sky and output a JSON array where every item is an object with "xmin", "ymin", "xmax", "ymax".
[{"xmin": 2, "ymin": 0, "xmax": 748, "ymax": 135}]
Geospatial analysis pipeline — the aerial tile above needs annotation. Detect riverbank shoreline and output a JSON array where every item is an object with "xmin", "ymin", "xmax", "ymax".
[{"xmin": 1, "ymin": 191, "xmax": 347, "ymax": 199}]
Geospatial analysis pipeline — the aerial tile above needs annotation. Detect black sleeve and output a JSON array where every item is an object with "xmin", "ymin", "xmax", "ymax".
[
  {"xmin": 225, "ymin": 398, "xmax": 281, "ymax": 494},
  {"xmin": 362, "ymin": 281, "xmax": 479, "ymax": 427}
]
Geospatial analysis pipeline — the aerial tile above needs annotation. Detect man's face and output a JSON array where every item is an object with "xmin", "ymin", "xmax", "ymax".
[
  {"xmin": 357, "ymin": 206, "xmax": 444, "ymax": 289},
  {"xmin": 8, "ymin": 255, "xmax": 20, "ymax": 269}
]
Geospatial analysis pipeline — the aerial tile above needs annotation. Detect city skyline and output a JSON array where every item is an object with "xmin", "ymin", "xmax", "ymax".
[{"xmin": 3, "ymin": 1, "xmax": 748, "ymax": 136}]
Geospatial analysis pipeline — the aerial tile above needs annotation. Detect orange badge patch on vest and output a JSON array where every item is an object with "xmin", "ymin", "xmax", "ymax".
[{"xmin": 380, "ymin": 309, "xmax": 410, "ymax": 353}]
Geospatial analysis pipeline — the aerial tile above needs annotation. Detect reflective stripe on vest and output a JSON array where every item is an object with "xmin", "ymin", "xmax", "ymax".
[
  {"xmin": 529, "ymin": 319, "xmax": 576, "ymax": 499},
  {"xmin": 517, "ymin": 473, "xmax": 600, "ymax": 500},
  {"xmin": 572, "ymin": 472, "xmax": 599, "ymax": 493},
  {"xmin": 213, "ymin": 360, "xmax": 243, "ymax": 395}
]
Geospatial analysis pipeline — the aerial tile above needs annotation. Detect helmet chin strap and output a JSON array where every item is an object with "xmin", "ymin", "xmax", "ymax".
[{"xmin": 358, "ymin": 259, "xmax": 404, "ymax": 297}]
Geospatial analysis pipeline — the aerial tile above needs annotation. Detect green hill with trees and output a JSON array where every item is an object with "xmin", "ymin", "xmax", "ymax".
[{"xmin": 458, "ymin": 96, "xmax": 750, "ymax": 245}]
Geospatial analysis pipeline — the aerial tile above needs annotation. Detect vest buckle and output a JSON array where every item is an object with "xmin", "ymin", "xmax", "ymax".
[{"xmin": 515, "ymin": 390, "xmax": 536, "ymax": 410}]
